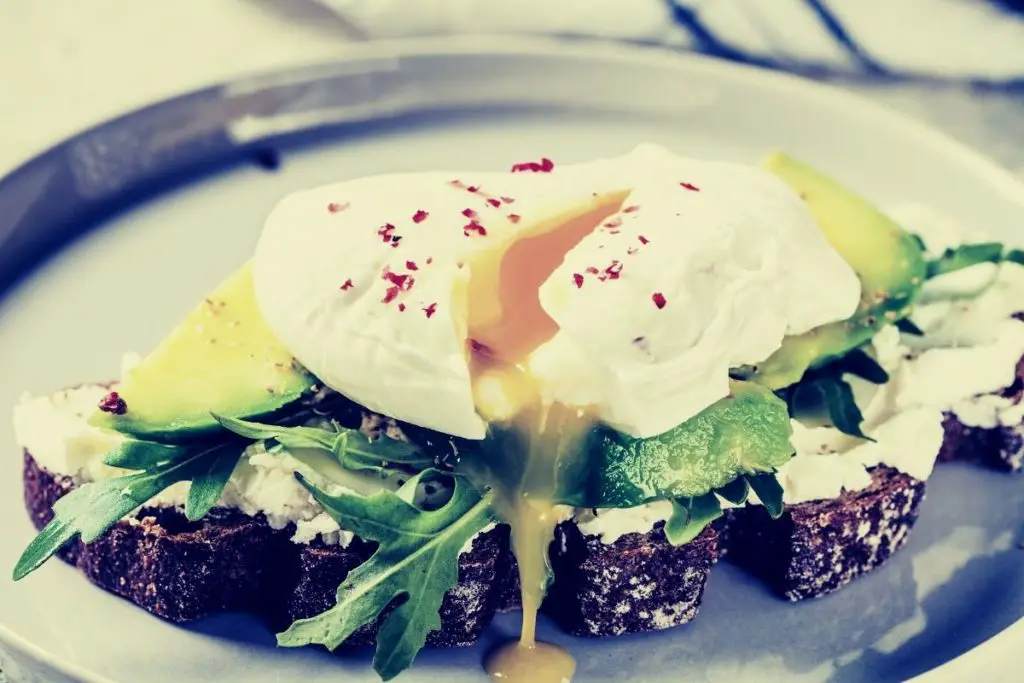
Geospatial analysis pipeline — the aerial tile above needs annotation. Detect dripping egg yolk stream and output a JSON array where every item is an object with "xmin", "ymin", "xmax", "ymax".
[{"xmin": 464, "ymin": 190, "xmax": 627, "ymax": 683}]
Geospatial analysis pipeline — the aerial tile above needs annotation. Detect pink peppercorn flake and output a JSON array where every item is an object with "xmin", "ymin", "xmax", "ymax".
[
  {"xmin": 585, "ymin": 266, "xmax": 600, "ymax": 275},
  {"xmin": 398, "ymin": 303, "xmax": 407, "ymax": 312},
  {"xmin": 406, "ymin": 260, "xmax": 419, "ymax": 271},
  {"xmin": 327, "ymin": 202, "xmax": 349, "ymax": 213},
  {"xmin": 508, "ymin": 213, "xmax": 521, "ymax": 223},
  {"xmin": 601, "ymin": 261, "xmax": 623, "ymax": 281},
  {"xmin": 652, "ymin": 292, "xmax": 667, "ymax": 309},
  {"xmin": 638, "ymin": 235, "xmax": 650, "ymax": 245},
  {"xmin": 426, "ymin": 257, "xmax": 434, "ymax": 265},
  {"xmin": 467, "ymin": 185, "xmax": 480, "ymax": 193},
  {"xmin": 98, "ymin": 391, "xmax": 128, "ymax": 415},
  {"xmin": 500, "ymin": 196, "xmax": 516, "ymax": 204},
  {"xmin": 623, "ymin": 205, "xmax": 641, "ymax": 213},
  {"xmin": 464, "ymin": 221, "xmax": 487, "ymax": 237},
  {"xmin": 340, "ymin": 278, "xmax": 355, "ymax": 291},
  {"xmin": 390, "ymin": 237, "xmax": 402, "ymax": 248},
  {"xmin": 573, "ymin": 273, "xmax": 584, "ymax": 288},
  {"xmin": 382, "ymin": 286, "xmax": 401, "ymax": 304},
  {"xmin": 378, "ymin": 223, "xmax": 396, "ymax": 243},
  {"xmin": 384, "ymin": 272, "xmax": 414, "ymax": 290},
  {"xmin": 680, "ymin": 182, "xmax": 701, "ymax": 192},
  {"xmin": 450, "ymin": 179, "xmax": 466, "ymax": 188},
  {"xmin": 603, "ymin": 217, "xmax": 623, "ymax": 229},
  {"xmin": 413, "ymin": 209, "xmax": 429, "ymax": 223},
  {"xmin": 462, "ymin": 208, "xmax": 478, "ymax": 219},
  {"xmin": 424, "ymin": 302, "xmax": 438, "ymax": 318},
  {"xmin": 510, "ymin": 157, "xmax": 555, "ymax": 173},
  {"xmin": 486, "ymin": 198, "xmax": 501, "ymax": 208}
]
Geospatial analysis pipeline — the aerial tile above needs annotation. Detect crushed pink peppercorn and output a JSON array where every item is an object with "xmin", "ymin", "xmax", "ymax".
[
  {"xmin": 623, "ymin": 205, "xmax": 640, "ymax": 213},
  {"xmin": 406, "ymin": 260, "xmax": 419, "ymax": 271},
  {"xmin": 382, "ymin": 286, "xmax": 401, "ymax": 304},
  {"xmin": 424, "ymin": 302, "xmax": 438, "ymax": 318},
  {"xmin": 327, "ymin": 202, "xmax": 349, "ymax": 213},
  {"xmin": 511, "ymin": 157, "xmax": 555, "ymax": 173},
  {"xmin": 398, "ymin": 303, "xmax": 407, "ymax": 312},
  {"xmin": 464, "ymin": 221, "xmax": 487, "ymax": 237},
  {"xmin": 638, "ymin": 235, "xmax": 650, "ymax": 245},
  {"xmin": 500, "ymin": 196, "xmax": 516, "ymax": 204},
  {"xmin": 652, "ymin": 292, "xmax": 667, "ymax": 309},
  {"xmin": 573, "ymin": 273, "xmax": 584, "ymax": 288},
  {"xmin": 340, "ymin": 279, "xmax": 355, "ymax": 291},
  {"xmin": 508, "ymin": 213, "xmax": 521, "ymax": 223},
  {"xmin": 98, "ymin": 391, "xmax": 128, "ymax": 415},
  {"xmin": 413, "ymin": 209, "xmax": 429, "ymax": 223},
  {"xmin": 680, "ymin": 182, "xmax": 701, "ymax": 192},
  {"xmin": 462, "ymin": 208, "xmax": 478, "ymax": 219},
  {"xmin": 486, "ymin": 198, "xmax": 501, "ymax": 208}
]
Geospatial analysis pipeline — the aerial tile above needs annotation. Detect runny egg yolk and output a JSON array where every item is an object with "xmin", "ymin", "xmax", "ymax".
[{"xmin": 469, "ymin": 190, "xmax": 628, "ymax": 683}]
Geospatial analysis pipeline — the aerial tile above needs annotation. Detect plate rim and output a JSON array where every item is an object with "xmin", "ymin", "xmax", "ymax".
[{"xmin": 0, "ymin": 34, "xmax": 1021, "ymax": 683}]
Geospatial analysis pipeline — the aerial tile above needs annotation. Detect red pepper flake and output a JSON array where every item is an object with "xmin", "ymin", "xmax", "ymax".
[
  {"xmin": 384, "ymin": 271, "xmax": 414, "ymax": 291},
  {"xmin": 601, "ymin": 260, "xmax": 623, "ymax": 281},
  {"xmin": 464, "ymin": 220, "xmax": 487, "ymax": 237},
  {"xmin": 426, "ymin": 257, "xmax": 434, "ymax": 265},
  {"xmin": 377, "ymin": 223, "xmax": 396, "ymax": 243},
  {"xmin": 500, "ymin": 196, "xmax": 516, "ymax": 204},
  {"xmin": 382, "ymin": 286, "xmax": 401, "ymax": 304},
  {"xmin": 405, "ymin": 260, "xmax": 419, "ymax": 271},
  {"xmin": 638, "ymin": 235, "xmax": 650, "ymax": 245},
  {"xmin": 486, "ymin": 198, "xmax": 501, "ymax": 208},
  {"xmin": 97, "ymin": 391, "xmax": 128, "ymax": 415},
  {"xmin": 340, "ymin": 278, "xmax": 355, "ymax": 291},
  {"xmin": 424, "ymin": 302, "xmax": 438, "ymax": 318},
  {"xmin": 623, "ymin": 205, "xmax": 641, "ymax": 213},
  {"xmin": 413, "ymin": 209, "xmax": 429, "ymax": 223},
  {"xmin": 327, "ymin": 202, "xmax": 349, "ymax": 213},
  {"xmin": 652, "ymin": 292, "xmax": 667, "ymax": 309},
  {"xmin": 508, "ymin": 213, "xmax": 521, "ymax": 223},
  {"xmin": 511, "ymin": 157, "xmax": 555, "ymax": 173},
  {"xmin": 603, "ymin": 217, "xmax": 623, "ymax": 229},
  {"xmin": 462, "ymin": 208, "xmax": 478, "ymax": 219},
  {"xmin": 679, "ymin": 182, "xmax": 701, "ymax": 192},
  {"xmin": 398, "ymin": 303, "xmax": 407, "ymax": 312},
  {"xmin": 573, "ymin": 273, "xmax": 584, "ymax": 288}
]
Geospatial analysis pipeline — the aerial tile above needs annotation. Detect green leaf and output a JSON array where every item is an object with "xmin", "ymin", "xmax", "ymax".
[
  {"xmin": 715, "ymin": 477, "xmax": 750, "ymax": 506},
  {"xmin": 895, "ymin": 318, "xmax": 925, "ymax": 336},
  {"xmin": 835, "ymin": 349, "xmax": 889, "ymax": 385},
  {"xmin": 1006, "ymin": 248, "xmax": 1024, "ymax": 266},
  {"xmin": 665, "ymin": 493, "xmax": 722, "ymax": 546},
  {"xmin": 564, "ymin": 381, "xmax": 795, "ymax": 508},
  {"xmin": 746, "ymin": 473, "xmax": 784, "ymax": 519},
  {"xmin": 276, "ymin": 473, "xmax": 495, "ymax": 680},
  {"xmin": 789, "ymin": 376, "xmax": 871, "ymax": 440},
  {"xmin": 215, "ymin": 415, "xmax": 432, "ymax": 474},
  {"xmin": 103, "ymin": 439, "xmax": 189, "ymax": 470},
  {"xmin": 909, "ymin": 233, "xmax": 927, "ymax": 252},
  {"xmin": 927, "ymin": 242, "xmax": 1005, "ymax": 279},
  {"xmin": 14, "ymin": 439, "xmax": 245, "ymax": 581},
  {"xmin": 184, "ymin": 442, "xmax": 243, "ymax": 521}
]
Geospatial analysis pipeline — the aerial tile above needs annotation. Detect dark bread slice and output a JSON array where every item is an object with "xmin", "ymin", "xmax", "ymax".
[
  {"xmin": 545, "ymin": 522, "xmax": 717, "ymax": 637},
  {"xmin": 936, "ymin": 354, "xmax": 1024, "ymax": 472},
  {"xmin": 22, "ymin": 452, "xmax": 502, "ymax": 646},
  {"xmin": 724, "ymin": 466, "xmax": 925, "ymax": 601}
]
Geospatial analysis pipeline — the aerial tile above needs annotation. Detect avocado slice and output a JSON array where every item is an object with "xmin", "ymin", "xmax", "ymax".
[
  {"xmin": 753, "ymin": 153, "xmax": 926, "ymax": 389},
  {"xmin": 90, "ymin": 262, "xmax": 314, "ymax": 441}
]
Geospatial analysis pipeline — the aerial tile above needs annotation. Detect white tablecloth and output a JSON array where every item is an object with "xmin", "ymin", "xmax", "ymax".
[{"xmin": 1, "ymin": 1, "xmax": 1022, "ymax": 681}]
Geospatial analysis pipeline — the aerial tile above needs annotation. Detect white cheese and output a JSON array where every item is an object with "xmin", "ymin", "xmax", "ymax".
[
  {"xmin": 574, "ymin": 501, "xmax": 674, "ymax": 545},
  {"xmin": 254, "ymin": 143, "xmax": 860, "ymax": 441}
]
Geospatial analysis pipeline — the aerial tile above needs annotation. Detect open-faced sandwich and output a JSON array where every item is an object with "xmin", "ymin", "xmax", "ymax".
[{"xmin": 12, "ymin": 145, "xmax": 1024, "ymax": 682}]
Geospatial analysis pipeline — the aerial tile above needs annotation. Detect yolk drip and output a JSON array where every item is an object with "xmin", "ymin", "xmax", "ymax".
[{"xmin": 465, "ymin": 191, "xmax": 627, "ymax": 683}]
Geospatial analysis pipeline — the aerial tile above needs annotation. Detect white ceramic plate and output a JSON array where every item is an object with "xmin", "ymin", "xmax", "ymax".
[{"xmin": 0, "ymin": 37, "xmax": 1022, "ymax": 683}]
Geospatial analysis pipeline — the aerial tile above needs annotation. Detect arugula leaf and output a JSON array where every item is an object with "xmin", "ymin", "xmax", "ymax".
[
  {"xmin": 927, "ymin": 242, "xmax": 1004, "ymax": 278},
  {"xmin": 665, "ymin": 493, "xmax": 722, "ymax": 546},
  {"xmin": 834, "ymin": 349, "xmax": 889, "ymax": 385},
  {"xmin": 895, "ymin": 318, "xmax": 925, "ymax": 336},
  {"xmin": 790, "ymin": 376, "xmax": 871, "ymax": 440},
  {"xmin": 746, "ymin": 473, "xmax": 784, "ymax": 519},
  {"xmin": 1006, "ymin": 249, "xmax": 1024, "ymax": 266},
  {"xmin": 277, "ymin": 472, "xmax": 495, "ymax": 681},
  {"xmin": 215, "ymin": 415, "xmax": 432, "ymax": 475},
  {"xmin": 104, "ymin": 439, "xmax": 188, "ymax": 469},
  {"xmin": 14, "ymin": 439, "xmax": 245, "ymax": 580},
  {"xmin": 715, "ymin": 477, "xmax": 750, "ymax": 506},
  {"xmin": 564, "ymin": 381, "xmax": 794, "ymax": 508},
  {"xmin": 185, "ymin": 441, "xmax": 244, "ymax": 521}
]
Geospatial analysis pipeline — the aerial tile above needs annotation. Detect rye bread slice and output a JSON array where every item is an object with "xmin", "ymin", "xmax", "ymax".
[
  {"xmin": 723, "ymin": 465, "xmax": 925, "ymax": 601},
  {"xmin": 545, "ymin": 523, "xmax": 717, "ymax": 637},
  {"xmin": 22, "ymin": 452, "xmax": 502, "ymax": 646}
]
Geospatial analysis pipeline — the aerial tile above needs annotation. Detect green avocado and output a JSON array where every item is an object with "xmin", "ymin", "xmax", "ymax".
[
  {"xmin": 90, "ymin": 262, "xmax": 314, "ymax": 442},
  {"xmin": 752, "ymin": 153, "xmax": 927, "ymax": 390}
]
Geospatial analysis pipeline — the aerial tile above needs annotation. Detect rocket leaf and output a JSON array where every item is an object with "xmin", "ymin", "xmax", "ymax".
[{"xmin": 276, "ymin": 472, "xmax": 496, "ymax": 681}]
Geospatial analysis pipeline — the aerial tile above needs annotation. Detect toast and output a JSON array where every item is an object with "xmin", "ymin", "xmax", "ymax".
[
  {"xmin": 22, "ymin": 451, "xmax": 717, "ymax": 645},
  {"xmin": 723, "ymin": 466, "xmax": 925, "ymax": 601}
]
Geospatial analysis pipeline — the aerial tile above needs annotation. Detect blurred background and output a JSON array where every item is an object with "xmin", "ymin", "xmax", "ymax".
[{"xmin": 1, "ymin": 0, "xmax": 1023, "ymax": 175}]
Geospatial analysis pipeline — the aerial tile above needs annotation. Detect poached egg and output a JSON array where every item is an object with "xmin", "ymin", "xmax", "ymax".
[{"xmin": 253, "ymin": 144, "xmax": 860, "ymax": 440}]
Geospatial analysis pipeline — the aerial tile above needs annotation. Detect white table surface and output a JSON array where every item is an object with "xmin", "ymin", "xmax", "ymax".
[{"xmin": 1, "ymin": 1, "xmax": 1022, "ymax": 681}]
